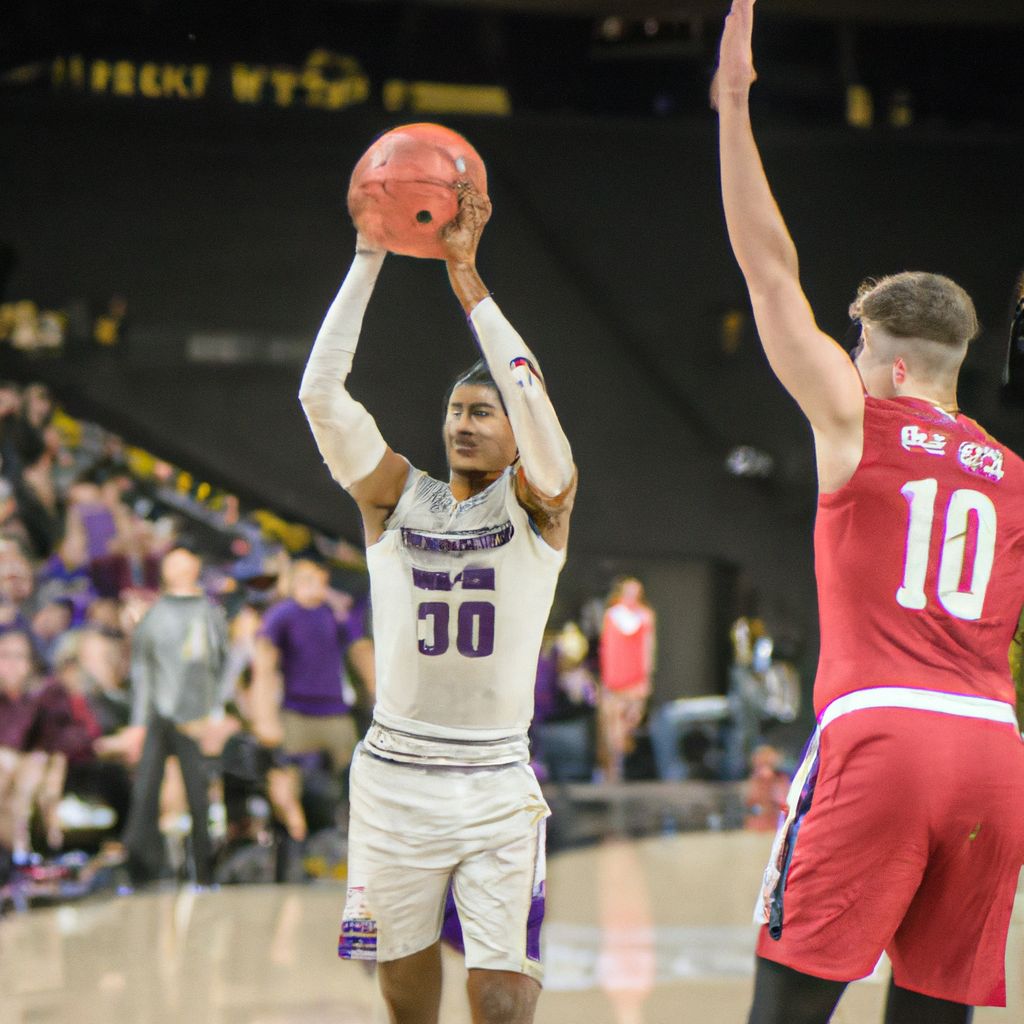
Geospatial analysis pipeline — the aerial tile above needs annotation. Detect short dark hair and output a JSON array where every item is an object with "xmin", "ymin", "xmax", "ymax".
[
  {"xmin": 443, "ymin": 360, "xmax": 506, "ymax": 415},
  {"xmin": 849, "ymin": 272, "xmax": 979, "ymax": 348}
]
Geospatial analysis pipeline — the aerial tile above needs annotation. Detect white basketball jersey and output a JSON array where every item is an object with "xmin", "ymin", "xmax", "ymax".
[{"xmin": 364, "ymin": 466, "xmax": 565, "ymax": 766}]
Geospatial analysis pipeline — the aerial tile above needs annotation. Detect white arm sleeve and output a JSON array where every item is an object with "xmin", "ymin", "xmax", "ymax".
[
  {"xmin": 299, "ymin": 248, "xmax": 388, "ymax": 489},
  {"xmin": 469, "ymin": 297, "xmax": 574, "ymax": 499}
]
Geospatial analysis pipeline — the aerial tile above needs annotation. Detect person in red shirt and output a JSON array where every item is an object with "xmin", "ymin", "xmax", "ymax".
[
  {"xmin": 598, "ymin": 578, "xmax": 655, "ymax": 782},
  {"xmin": 715, "ymin": 3, "xmax": 1024, "ymax": 1022}
]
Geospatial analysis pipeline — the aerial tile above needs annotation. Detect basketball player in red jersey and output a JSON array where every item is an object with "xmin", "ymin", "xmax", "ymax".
[{"xmin": 714, "ymin": 3, "xmax": 1024, "ymax": 1022}]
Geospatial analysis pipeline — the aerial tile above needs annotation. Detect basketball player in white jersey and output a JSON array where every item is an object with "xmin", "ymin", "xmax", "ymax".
[{"xmin": 299, "ymin": 183, "xmax": 576, "ymax": 1024}]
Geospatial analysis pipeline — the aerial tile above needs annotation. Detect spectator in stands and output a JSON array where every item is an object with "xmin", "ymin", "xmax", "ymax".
[
  {"xmin": 0, "ymin": 382, "xmax": 24, "ymax": 485},
  {"xmin": 0, "ymin": 628, "xmax": 94, "ymax": 860},
  {"xmin": 90, "ymin": 513, "xmax": 163, "ymax": 598},
  {"xmin": 598, "ymin": 577, "xmax": 656, "ymax": 783},
  {"xmin": 69, "ymin": 627, "xmax": 132, "ymax": 737},
  {"xmin": 21, "ymin": 383, "xmax": 54, "ymax": 435},
  {"xmin": 0, "ymin": 542, "xmax": 34, "ymax": 634},
  {"xmin": 31, "ymin": 597, "xmax": 74, "ymax": 669},
  {"xmin": 531, "ymin": 621, "xmax": 597, "ymax": 782},
  {"xmin": 120, "ymin": 544, "xmax": 230, "ymax": 886},
  {"xmin": 251, "ymin": 558, "xmax": 373, "ymax": 777},
  {"xmin": 45, "ymin": 627, "xmax": 134, "ymax": 838},
  {"xmin": 15, "ymin": 412, "xmax": 64, "ymax": 560}
]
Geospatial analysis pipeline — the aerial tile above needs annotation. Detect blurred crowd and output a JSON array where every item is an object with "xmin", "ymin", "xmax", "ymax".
[
  {"xmin": 0, "ymin": 378, "xmax": 799, "ymax": 902},
  {"xmin": 0, "ymin": 379, "xmax": 374, "ymax": 897}
]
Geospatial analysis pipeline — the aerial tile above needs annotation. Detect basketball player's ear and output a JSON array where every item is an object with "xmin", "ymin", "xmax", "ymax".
[{"xmin": 893, "ymin": 357, "xmax": 908, "ymax": 389}]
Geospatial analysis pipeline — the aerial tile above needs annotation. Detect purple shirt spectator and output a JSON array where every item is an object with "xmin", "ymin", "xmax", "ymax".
[
  {"xmin": 259, "ymin": 599, "xmax": 355, "ymax": 716},
  {"xmin": 78, "ymin": 504, "xmax": 117, "ymax": 561}
]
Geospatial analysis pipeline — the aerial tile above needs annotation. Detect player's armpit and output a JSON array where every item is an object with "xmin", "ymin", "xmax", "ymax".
[
  {"xmin": 514, "ymin": 463, "xmax": 577, "ymax": 552},
  {"xmin": 348, "ymin": 447, "xmax": 411, "ymax": 547}
]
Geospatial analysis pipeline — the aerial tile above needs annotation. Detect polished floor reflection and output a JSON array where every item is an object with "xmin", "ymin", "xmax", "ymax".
[{"xmin": 1, "ymin": 831, "xmax": 1022, "ymax": 1024}]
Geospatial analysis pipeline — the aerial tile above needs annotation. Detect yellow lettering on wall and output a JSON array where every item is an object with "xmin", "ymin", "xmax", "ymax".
[
  {"xmin": 328, "ymin": 75, "xmax": 369, "ymax": 109},
  {"xmin": 382, "ymin": 79, "xmax": 408, "ymax": 112},
  {"xmin": 232, "ymin": 65, "xmax": 267, "ymax": 102},
  {"xmin": 190, "ymin": 65, "xmax": 210, "ymax": 99},
  {"xmin": 301, "ymin": 51, "xmax": 369, "ymax": 110},
  {"xmin": 91, "ymin": 60, "xmax": 112, "ymax": 93},
  {"xmin": 161, "ymin": 65, "xmax": 190, "ymax": 98},
  {"xmin": 52, "ymin": 58, "xmax": 66, "ymax": 89},
  {"xmin": 408, "ymin": 81, "xmax": 510, "ymax": 116},
  {"xmin": 301, "ymin": 66, "xmax": 328, "ymax": 107},
  {"xmin": 270, "ymin": 69, "xmax": 299, "ymax": 106},
  {"xmin": 139, "ymin": 63, "xmax": 162, "ymax": 98},
  {"xmin": 69, "ymin": 55, "xmax": 85, "ymax": 89},
  {"xmin": 112, "ymin": 61, "xmax": 135, "ymax": 96}
]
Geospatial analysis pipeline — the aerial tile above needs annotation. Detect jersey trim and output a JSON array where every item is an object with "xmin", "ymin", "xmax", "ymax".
[
  {"xmin": 819, "ymin": 686, "xmax": 1019, "ymax": 731},
  {"xmin": 364, "ymin": 717, "xmax": 530, "ymax": 767},
  {"xmin": 401, "ymin": 522, "xmax": 514, "ymax": 553}
]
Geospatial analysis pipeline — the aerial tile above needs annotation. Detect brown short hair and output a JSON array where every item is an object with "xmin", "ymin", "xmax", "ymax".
[{"xmin": 848, "ymin": 272, "xmax": 979, "ymax": 348}]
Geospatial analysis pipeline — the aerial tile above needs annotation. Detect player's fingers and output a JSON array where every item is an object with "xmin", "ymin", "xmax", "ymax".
[{"xmin": 463, "ymin": 191, "xmax": 492, "ymax": 227}]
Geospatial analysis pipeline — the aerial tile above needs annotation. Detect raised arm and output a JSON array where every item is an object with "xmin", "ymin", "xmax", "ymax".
[
  {"xmin": 713, "ymin": 0, "xmax": 864, "ymax": 492},
  {"xmin": 299, "ymin": 241, "xmax": 411, "ymax": 545},
  {"xmin": 443, "ymin": 185, "xmax": 576, "ymax": 544}
]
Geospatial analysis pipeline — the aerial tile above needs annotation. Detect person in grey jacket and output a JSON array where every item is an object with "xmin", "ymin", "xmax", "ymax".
[{"xmin": 121, "ymin": 544, "xmax": 229, "ymax": 885}]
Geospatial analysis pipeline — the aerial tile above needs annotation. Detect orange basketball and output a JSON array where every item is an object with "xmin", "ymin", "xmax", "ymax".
[{"xmin": 347, "ymin": 124, "xmax": 488, "ymax": 260}]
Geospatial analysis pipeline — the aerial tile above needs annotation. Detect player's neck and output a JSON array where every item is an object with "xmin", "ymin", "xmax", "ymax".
[
  {"xmin": 893, "ymin": 382, "xmax": 959, "ymax": 417},
  {"xmin": 449, "ymin": 468, "xmax": 504, "ymax": 503}
]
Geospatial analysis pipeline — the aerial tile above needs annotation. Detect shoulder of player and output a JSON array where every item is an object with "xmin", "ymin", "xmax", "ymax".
[
  {"xmin": 951, "ymin": 417, "xmax": 1024, "ymax": 482},
  {"xmin": 511, "ymin": 464, "xmax": 576, "ymax": 540},
  {"xmin": 960, "ymin": 414, "xmax": 1012, "ymax": 451}
]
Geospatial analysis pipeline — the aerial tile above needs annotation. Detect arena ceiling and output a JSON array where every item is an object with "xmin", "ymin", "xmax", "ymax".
[{"xmin": 345, "ymin": 0, "xmax": 1024, "ymax": 23}]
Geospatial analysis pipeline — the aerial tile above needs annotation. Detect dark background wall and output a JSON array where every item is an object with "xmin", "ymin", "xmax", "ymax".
[{"xmin": 2, "ymin": 93, "xmax": 1024, "ymax": 704}]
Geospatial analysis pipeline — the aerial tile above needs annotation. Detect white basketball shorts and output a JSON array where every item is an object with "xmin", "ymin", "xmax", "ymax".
[{"xmin": 338, "ymin": 744, "xmax": 550, "ymax": 982}]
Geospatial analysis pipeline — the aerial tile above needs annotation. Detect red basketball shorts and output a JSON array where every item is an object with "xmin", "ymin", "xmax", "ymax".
[{"xmin": 757, "ymin": 703, "xmax": 1024, "ymax": 1006}]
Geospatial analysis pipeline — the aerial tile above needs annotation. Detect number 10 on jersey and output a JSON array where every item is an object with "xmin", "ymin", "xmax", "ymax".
[{"xmin": 897, "ymin": 478, "xmax": 996, "ymax": 621}]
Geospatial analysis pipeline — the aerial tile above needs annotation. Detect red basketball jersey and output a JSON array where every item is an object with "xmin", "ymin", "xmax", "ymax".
[{"xmin": 814, "ymin": 396, "xmax": 1024, "ymax": 716}]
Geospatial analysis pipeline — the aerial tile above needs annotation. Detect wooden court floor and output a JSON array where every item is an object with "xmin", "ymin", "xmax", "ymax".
[{"xmin": 1, "ymin": 831, "xmax": 1021, "ymax": 1024}]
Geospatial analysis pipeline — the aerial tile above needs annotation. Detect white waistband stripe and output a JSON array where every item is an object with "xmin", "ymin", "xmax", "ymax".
[{"xmin": 820, "ymin": 687, "xmax": 1019, "ymax": 731}]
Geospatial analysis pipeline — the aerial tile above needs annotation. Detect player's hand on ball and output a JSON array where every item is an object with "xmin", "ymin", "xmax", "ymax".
[
  {"xmin": 442, "ymin": 182, "xmax": 492, "ymax": 265},
  {"xmin": 710, "ymin": 0, "xmax": 757, "ymax": 111}
]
